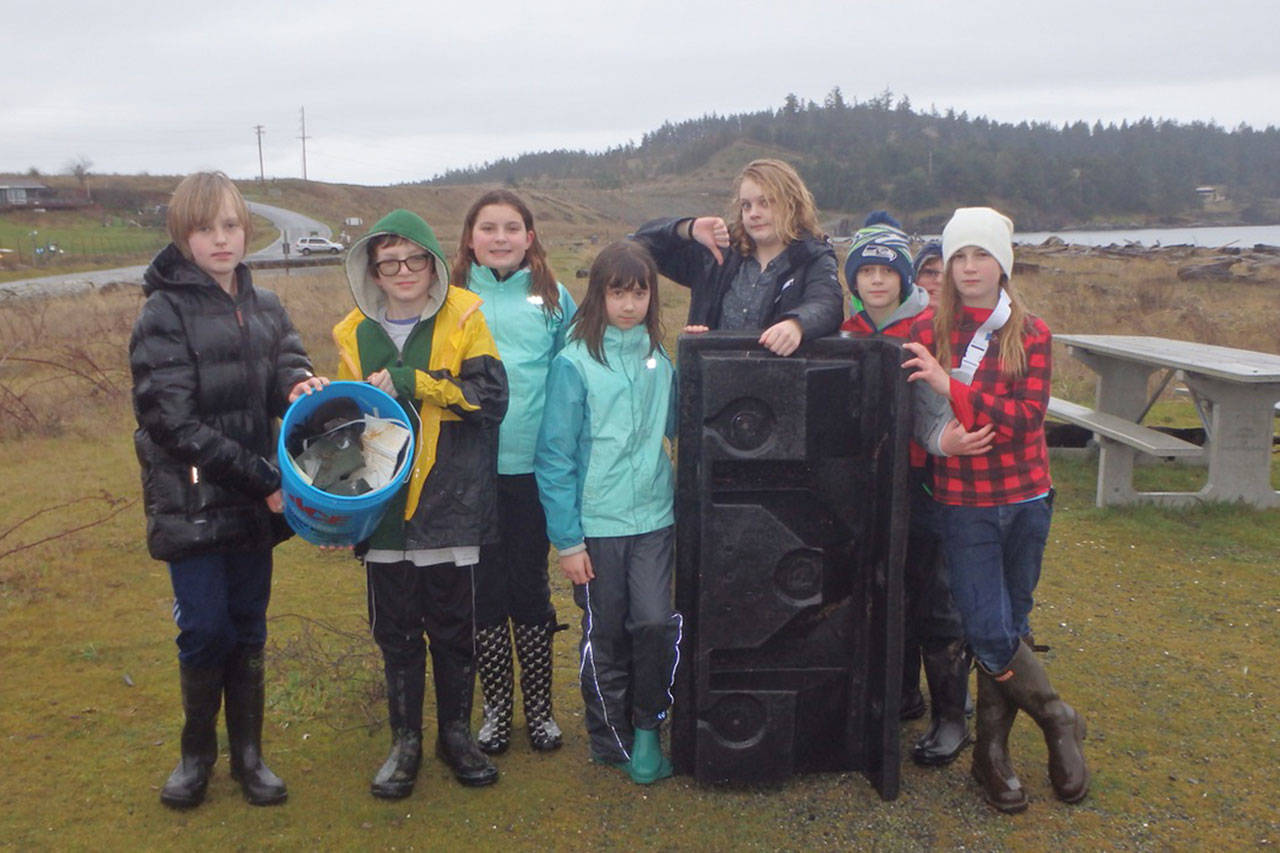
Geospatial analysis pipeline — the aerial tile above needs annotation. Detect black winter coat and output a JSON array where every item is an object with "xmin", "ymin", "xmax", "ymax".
[
  {"xmin": 632, "ymin": 217, "xmax": 844, "ymax": 339},
  {"xmin": 130, "ymin": 244, "xmax": 314, "ymax": 561}
]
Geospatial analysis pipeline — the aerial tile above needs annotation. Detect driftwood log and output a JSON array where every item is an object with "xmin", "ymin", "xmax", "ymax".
[{"xmin": 1177, "ymin": 260, "xmax": 1237, "ymax": 281}]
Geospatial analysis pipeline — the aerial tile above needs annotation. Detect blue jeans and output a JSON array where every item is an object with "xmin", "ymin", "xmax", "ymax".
[
  {"xmin": 168, "ymin": 549, "xmax": 273, "ymax": 668},
  {"xmin": 938, "ymin": 492, "xmax": 1053, "ymax": 673}
]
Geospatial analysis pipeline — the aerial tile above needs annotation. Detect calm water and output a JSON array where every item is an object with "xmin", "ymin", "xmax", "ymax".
[{"xmin": 1014, "ymin": 224, "xmax": 1280, "ymax": 248}]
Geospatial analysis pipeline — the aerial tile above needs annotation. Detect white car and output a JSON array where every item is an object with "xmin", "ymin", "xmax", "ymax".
[{"xmin": 293, "ymin": 236, "xmax": 344, "ymax": 255}]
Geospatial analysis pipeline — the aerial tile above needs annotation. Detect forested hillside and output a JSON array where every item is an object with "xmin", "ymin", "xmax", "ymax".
[{"xmin": 434, "ymin": 90, "xmax": 1280, "ymax": 230}]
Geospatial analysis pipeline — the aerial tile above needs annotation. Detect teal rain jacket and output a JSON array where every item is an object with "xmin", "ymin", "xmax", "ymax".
[
  {"xmin": 468, "ymin": 263, "xmax": 577, "ymax": 475},
  {"xmin": 534, "ymin": 325, "xmax": 676, "ymax": 554}
]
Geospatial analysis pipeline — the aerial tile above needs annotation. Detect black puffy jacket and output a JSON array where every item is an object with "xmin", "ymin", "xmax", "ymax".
[
  {"xmin": 129, "ymin": 244, "xmax": 314, "ymax": 561},
  {"xmin": 632, "ymin": 217, "xmax": 844, "ymax": 339}
]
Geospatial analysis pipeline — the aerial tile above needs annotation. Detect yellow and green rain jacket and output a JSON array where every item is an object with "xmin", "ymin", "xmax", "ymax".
[{"xmin": 333, "ymin": 209, "xmax": 508, "ymax": 550}]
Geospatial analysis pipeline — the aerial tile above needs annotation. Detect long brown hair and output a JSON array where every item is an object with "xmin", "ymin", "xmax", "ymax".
[
  {"xmin": 932, "ymin": 259, "xmax": 1031, "ymax": 377},
  {"xmin": 450, "ymin": 189, "xmax": 562, "ymax": 317},
  {"xmin": 728, "ymin": 159, "xmax": 823, "ymax": 256},
  {"xmin": 570, "ymin": 240, "xmax": 664, "ymax": 365}
]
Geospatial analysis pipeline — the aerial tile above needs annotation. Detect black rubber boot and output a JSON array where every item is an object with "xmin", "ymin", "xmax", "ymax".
[
  {"xmin": 474, "ymin": 624, "xmax": 514, "ymax": 755},
  {"xmin": 912, "ymin": 639, "xmax": 972, "ymax": 766},
  {"xmin": 512, "ymin": 621, "xmax": 563, "ymax": 752},
  {"xmin": 433, "ymin": 650, "xmax": 498, "ymax": 787},
  {"xmin": 971, "ymin": 668, "xmax": 1027, "ymax": 814},
  {"xmin": 900, "ymin": 643, "xmax": 927, "ymax": 721},
  {"xmin": 224, "ymin": 646, "xmax": 287, "ymax": 806},
  {"xmin": 994, "ymin": 642, "xmax": 1089, "ymax": 803},
  {"xmin": 371, "ymin": 666, "xmax": 425, "ymax": 799},
  {"xmin": 371, "ymin": 730, "xmax": 422, "ymax": 799},
  {"xmin": 160, "ymin": 664, "xmax": 224, "ymax": 809}
]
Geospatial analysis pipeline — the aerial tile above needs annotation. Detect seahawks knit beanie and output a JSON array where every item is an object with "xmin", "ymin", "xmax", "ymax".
[
  {"xmin": 913, "ymin": 240, "xmax": 942, "ymax": 275},
  {"xmin": 843, "ymin": 211, "xmax": 914, "ymax": 304},
  {"xmin": 941, "ymin": 207, "xmax": 1014, "ymax": 279}
]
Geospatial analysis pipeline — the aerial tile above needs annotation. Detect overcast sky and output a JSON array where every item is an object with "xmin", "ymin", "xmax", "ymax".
[{"xmin": 5, "ymin": 0, "xmax": 1278, "ymax": 186}]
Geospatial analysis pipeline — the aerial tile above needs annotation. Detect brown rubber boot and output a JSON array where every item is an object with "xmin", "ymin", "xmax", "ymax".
[
  {"xmin": 971, "ymin": 667, "xmax": 1028, "ymax": 813},
  {"xmin": 994, "ymin": 642, "xmax": 1089, "ymax": 803}
]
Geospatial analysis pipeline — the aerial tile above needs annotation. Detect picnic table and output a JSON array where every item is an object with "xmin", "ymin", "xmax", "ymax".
[{"xmin": 1051, "ymin": 334, "xmax": 1280, "ymax": 508}]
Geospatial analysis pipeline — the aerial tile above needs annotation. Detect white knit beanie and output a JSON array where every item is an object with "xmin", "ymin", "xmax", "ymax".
[{"xmin": 941, "ymin": 207, "xmax": 1015, "ymax": 279}]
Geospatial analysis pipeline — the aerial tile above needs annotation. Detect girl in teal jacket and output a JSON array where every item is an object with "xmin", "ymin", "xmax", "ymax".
[
  {"xmin": 451, "ymin": 190, "xmax": 577, "ymax": 754},
  {"xmin": 534, "ymin": 240, "xmax": 681, "ymax": 785}
]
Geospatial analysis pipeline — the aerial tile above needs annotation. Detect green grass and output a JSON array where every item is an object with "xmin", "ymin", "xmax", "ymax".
[
  {"xmin": 2, "ymin": 252, "xmax": 1278, "ymax": 850},
  {"xmin": 2, "ymin": 415, "xmax": 1277, "ymax": 849}
]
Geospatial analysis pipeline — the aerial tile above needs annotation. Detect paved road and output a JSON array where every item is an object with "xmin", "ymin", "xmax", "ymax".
[
  {"xmin": 246, "ymin": 201, "xmax": 331, "ymax": 260},
  {"xmin": 0, "ymin": 202, "xmax": 331, "ymax": 299}
]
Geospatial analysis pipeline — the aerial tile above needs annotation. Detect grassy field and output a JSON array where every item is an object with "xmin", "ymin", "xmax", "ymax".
[{"xmin": 1, "ymin": 238, "xmax": 1278, "ymax": 850}]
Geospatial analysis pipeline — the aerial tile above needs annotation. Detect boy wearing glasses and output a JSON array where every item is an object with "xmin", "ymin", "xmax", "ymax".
[
  {"xmin": 913, "ymin": 240, "xmax": 944, "ymax": 308},
  {"xmin": 333, "ymin": 209, "xmax": 508, "ymax": 798}
]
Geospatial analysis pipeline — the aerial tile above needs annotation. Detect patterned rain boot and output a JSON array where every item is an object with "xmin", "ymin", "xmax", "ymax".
[
  {"xmin": 474, "ymin": 623, "xmax": 514, "ymax": 755},
  {"xmin": 513, "ymin": 620, "xmax": 563, "ymax": 752}
]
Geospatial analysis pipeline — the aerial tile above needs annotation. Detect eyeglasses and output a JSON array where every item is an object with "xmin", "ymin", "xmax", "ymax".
[{"xmin": 375, "ymin": 254, "xmax": 431, "ymax": 276}]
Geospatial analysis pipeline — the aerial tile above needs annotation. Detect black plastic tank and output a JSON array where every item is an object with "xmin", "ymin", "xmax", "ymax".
[{"xmin": 672, "ymin": 332, "xmax": 911, "ymax": 800}]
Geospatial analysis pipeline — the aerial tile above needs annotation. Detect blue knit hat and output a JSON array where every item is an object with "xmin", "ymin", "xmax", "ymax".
[
  {"xmin": 913, "ymin": 240, "xmax": 942, "ymax": 275},
  {"xmin": 843, "ymin": 211, "xmax": 914, "ymax": 305}
]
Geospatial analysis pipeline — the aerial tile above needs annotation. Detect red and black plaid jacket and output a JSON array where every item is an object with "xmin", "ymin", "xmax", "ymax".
[{"xmin": 909, "ymin": 307, "xmax": 1053, "ymax": 506}]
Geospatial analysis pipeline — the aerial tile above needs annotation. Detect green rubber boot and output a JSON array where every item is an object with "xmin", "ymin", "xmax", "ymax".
[{"xmin": 626, "ymin": 727, "xmax": 672, "ymax": 785}]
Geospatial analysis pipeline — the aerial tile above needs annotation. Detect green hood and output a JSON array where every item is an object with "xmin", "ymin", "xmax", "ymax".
[{"xmin": 344, "ymin": 209, "xmax": 451, "ymax": 321}]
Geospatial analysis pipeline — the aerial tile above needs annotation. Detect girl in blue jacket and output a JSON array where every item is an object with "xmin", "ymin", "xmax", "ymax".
[
  {"xmin": 450, "ymin": 190, "xmax": 577, "ymax": 754},
  {"xmin": 534, "ymin": 240, "xmax": 681, "ymax": 785}
]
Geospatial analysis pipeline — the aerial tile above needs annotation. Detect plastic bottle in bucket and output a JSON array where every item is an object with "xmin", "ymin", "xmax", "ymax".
[{"xmin": 278, "ymin": 381, "xmax": 415, "ymax": 546}]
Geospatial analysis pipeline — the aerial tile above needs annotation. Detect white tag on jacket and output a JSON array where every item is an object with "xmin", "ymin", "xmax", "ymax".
[{"xmin": 952, "ymin": 289, "xmax": 1012, "ymax": 386}]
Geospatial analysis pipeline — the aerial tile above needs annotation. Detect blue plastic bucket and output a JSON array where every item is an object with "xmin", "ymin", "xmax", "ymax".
[{"xmin": 277, "ymin": 381, "xmax": 415, "ymax": 546}]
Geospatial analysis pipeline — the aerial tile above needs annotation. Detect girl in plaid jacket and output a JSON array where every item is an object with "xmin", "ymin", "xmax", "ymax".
[{"xmin": 903, "ymin": 207, "xmax": 1089, "ymax": 815}]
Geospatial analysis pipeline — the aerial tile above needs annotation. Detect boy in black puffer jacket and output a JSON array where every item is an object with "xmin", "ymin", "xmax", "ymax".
[{"xmin": 130, "ymin": 171, "xmax": 327, "ymax": 809}]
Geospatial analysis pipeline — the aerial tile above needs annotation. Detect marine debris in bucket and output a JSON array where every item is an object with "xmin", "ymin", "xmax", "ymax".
[{"xmin": 284, "ymin": 397, "xmax": 411, "ymax": 497}]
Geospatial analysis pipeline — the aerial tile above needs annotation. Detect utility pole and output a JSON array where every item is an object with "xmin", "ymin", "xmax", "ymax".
[
  {"xmin": 253, "ymin": 125, "xmax": 266, "ymax": 181},
  {"xmin": 298, "ymin": 107, "xmax": 311, "ymax": 181}
]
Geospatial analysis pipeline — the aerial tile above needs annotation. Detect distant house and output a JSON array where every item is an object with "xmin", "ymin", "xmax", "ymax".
[
  {"xmin": 1196, "ymin": 186, "xmax": 1224, "ymax": 202},
  {"xmin": 2, "ymin": 182, "xmax": 55, "ymax": 207},
  {"xmin": 0, "ymin": 182, "xmax": 83, "ymax": 210}
]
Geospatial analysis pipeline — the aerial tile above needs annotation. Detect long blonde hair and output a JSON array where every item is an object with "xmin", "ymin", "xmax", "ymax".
[
  {"xmin": 931, "ymin": 259, "xmax": 1031, "ymax": 378},
  {"xmin": 728, "ymin": 159, "xmax": 822, "ymax": 255}
]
